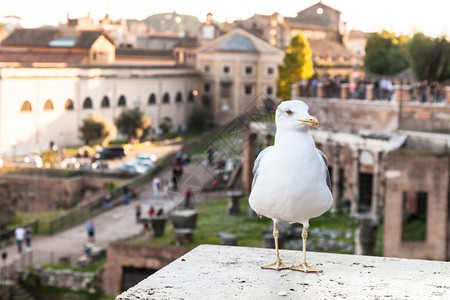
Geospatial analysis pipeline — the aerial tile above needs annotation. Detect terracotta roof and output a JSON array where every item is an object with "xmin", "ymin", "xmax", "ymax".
[
  {"xmin": 116, "ymin": 48, "xmax": 173, "ymax": 57},
  {"xmin": 1, "ymin": 28, "xmax": 114, "ymax": 48},
  {"xmin": 308, "ymin": 40, "xmax": 354, "ymax": 59},
  {"xmin": 0, "ymin": 50, "xmax": 87, "ymax": 64}
]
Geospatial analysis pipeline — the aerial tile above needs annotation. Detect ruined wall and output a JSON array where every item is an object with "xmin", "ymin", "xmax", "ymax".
[
  {"xmin": 0, "ymin": 174, "xmax": 124, "ymax": 212},
  {"xmin": 383, "ymin": 151, "xmax": 449, "ymax": 260},
  {"xmin": 103, "ymin": 243, "xmax": 191, "ymax": 297}
]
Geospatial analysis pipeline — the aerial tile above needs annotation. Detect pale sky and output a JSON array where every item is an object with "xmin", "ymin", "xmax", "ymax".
[{"xmin": 2, "ymin": 0, "xmax": 449, "ymax": 37}]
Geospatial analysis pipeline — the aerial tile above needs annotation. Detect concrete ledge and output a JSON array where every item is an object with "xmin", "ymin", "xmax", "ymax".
[{"xmin": 116, "ymin": 244, "xmax": 450, "ymax": 299}]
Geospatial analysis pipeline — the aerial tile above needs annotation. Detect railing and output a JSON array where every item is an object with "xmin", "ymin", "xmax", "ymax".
[{"xmin": 0, "ymin": 249, "xmax": 80, "ymax": 282}]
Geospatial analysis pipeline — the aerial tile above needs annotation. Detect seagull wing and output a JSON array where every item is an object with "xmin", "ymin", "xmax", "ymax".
[
  {"xmin": 317, "ymin": 149, "xmax": 332, "ymax": 191},
  {"xmin": 251, "ymin": 146, "xmax": 273, "ymax": 189}
]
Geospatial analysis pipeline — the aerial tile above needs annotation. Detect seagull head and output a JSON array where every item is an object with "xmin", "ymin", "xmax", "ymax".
[{"xmin": 275, "ymin": 100, "xmax": 319, "ymax": 132}]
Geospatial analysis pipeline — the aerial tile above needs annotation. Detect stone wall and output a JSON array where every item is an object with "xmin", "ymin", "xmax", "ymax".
[
  {"xmin": 0, "ymin": 174, "xmax": 124, "ymax": 212},
  {"xmin": 383, "ymin": 151, "xmax": 449, "ymax": 260},
  {"xmin": 26, "ymin": 266, "xmax": 96, "ymax": 293},
  {"xmin": 103, "ymin": 242, "xmax": 191, "ymax": 297},
  {"xmin": 301, "ymin": 98, "xmax": 450, "ymax": 134}
]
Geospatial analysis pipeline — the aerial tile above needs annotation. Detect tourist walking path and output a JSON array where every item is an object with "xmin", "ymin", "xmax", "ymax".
[{"xmin": 0, "ymin": 152, "xmax": 222, "ymax": 271}]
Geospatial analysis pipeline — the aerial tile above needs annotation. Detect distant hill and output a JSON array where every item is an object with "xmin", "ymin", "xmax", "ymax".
[{"xmin": 127, "ymin": 12, "xmax": 202, "ymax": 35}]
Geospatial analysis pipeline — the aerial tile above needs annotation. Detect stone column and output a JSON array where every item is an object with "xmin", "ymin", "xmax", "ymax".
[
  {"xmin": 242, "ymin": 126, "xmax": 257, "ymax": 194},
  {"xmin": 371, "ymin": 152, "xmax": 381, "ymax": 215},
  {"xmin": 317, "ymin": 82, "xmax": 324, "ymax": 98},
  {"xmin": 353, "ymin": 213, "xmax": 379, "ymax": 256},
  {"xmin": 340, "ymin": 83, "xmax": 349, "ymax": 99},
  {"xmin": 445, "ymin": 86, "xmax": 450, "ymax": 104},
  {"xmin": 350, "ymin": 148, "xmax": 360, "ymax": 215},
  {"xmin": 365, "ymin": 84, "xmax": 374, "ymax": 100},
  {"xmin": 331, "ymin": 144, "xmax": 340, "ymax": 213}
]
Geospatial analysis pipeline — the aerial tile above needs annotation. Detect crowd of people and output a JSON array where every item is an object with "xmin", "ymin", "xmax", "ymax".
[{"xmin": 298, "ymin": 77, "xmax": 445, "ymax": 102}]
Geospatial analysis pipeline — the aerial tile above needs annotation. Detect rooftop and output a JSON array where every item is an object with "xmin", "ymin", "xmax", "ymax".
[{"xmin": 116, "ymin": 244, "xmax": 450, "ymax": 299}]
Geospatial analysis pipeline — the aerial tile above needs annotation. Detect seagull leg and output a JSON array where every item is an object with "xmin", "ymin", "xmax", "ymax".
[
  {"xmin": 262, "ymin": 222, "xmax": 290, "ymax": 270},
  {"xmin": 291, "ymin": 225, "xmax": 322, "ymax": 273}
]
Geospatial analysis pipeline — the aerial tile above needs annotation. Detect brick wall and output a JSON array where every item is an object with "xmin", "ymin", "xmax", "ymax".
[
  {"xmin": 103, "ymin": 242, "xmax": 191, "ymax": 296},
  {"xmin": 383, "ymin": 151, "xmax": 449, "ymax": 260}
]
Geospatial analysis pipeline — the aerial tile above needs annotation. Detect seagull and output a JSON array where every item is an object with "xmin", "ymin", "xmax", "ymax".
[{"xmin": 249, "ymin": 100, "xmax": 333, "ymax": 273}]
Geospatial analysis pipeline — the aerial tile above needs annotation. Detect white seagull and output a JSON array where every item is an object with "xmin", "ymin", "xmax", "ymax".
[{"xmin": 249, "ymin": 100, "xmax": 333, "ymax": 272}]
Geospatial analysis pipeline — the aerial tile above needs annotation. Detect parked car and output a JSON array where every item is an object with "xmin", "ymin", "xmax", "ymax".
[{"xmin": 92, "ymin": 146, "xmax": 128, "ymax": 161}]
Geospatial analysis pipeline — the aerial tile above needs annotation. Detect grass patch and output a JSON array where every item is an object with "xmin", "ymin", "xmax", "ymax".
[
  {"xmin": 42, "ymin": 257, "xmax": 107, "ymax": 273},
  {"xmin": 7, "ymin": 210, "xmax": 64, "ymax": 228},
  {"xmin": 135, "ymin": 196, "xmax": 363, "ymax": 255}
]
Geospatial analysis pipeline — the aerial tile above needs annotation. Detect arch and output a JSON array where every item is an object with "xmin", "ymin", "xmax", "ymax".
[
  {"xmin": 188, "ymin": 90, "xmax": 196, "ymax": 102},
  {"xmin": 162, "ymin": 92, "xmax": 170, "ymax": 104},
  {"xmin": 175, "ymin": 92, "xmax": 183, "ymax": 103},
  {"xmin": 43, "ymin": 99, "xmax": 54, "ymax": 111},
  {"xmin": 65, "ymin": 99, "xmax": 74, "ymax": 110},
  {"xmin": 148, "ymin": 93, "xmax": 157, "ymax": 105},
  {"xmin": 83, "ymin": 97, "xmax": 93, "ymax": 109},
  {"xmin": 20, "ymin": 100, "xmax": 32, "ymax": 112},
  {"xmin": 118, "ymin": 95, "xmax": 126, "ymax": 107},
  {"xmin": 101, "ymin": 96, "xmax": 110, "ymax": 108}
]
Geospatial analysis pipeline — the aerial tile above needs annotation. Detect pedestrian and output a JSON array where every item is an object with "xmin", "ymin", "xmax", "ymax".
[
  {"xmin": 207, "ymin": 145, "xmax": 214, "ymax": 166},
  {"xmin": 183, "ymin": 188, "xmax": 193, "ymax": 207},
  {"xmin": 130, "ymin": 186, "xmax": 137, "ymax": 199},
  {"xmin": 123, "ymin": 186, "xmax": 130, "ymax": 205},
  {"xmin": 85, "ymin": 219, "xmax": 95, "ymax": 242},
  {"xmin": 152, "ymin": 177, "xmax": 161, "ymax": 197},
  {"xmin": 103, "ymin": 192, "xmax": 112, "ymax": 209},
  {"xmin": 135, "ymin": 202, "xmax": 141, "ymax": 223},
  {"xmin": 148, "ymin": 206, "xmax": 155, "ymax": 218},
  {"xmin": 25, "ymin": 226, "xmax": 32, "ymax": 252},
  {"xmin": 14, "ymin": 225, "xmax": 26, "ymax": 254}
]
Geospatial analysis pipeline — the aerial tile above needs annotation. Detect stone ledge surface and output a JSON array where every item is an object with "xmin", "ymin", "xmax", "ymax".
[{"xmin": 116, "ymin": 244, "xmax": 450, "ymax": 299}]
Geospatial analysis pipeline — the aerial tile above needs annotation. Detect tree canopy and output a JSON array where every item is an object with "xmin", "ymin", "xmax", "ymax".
[
  {"xmin": 79, "ymin": 114, "xmax": 117, "ymax": 146},
  {"xmin": 277, "ymin": 32, "xmax": 314, "ymax": 100},
  {"xmin": 115, "ymin": 108, "xmax": 151, "ymax": 142},
  {"xmin": 363, "ymin": 31, "xmax": 410, "ymax": 76}
]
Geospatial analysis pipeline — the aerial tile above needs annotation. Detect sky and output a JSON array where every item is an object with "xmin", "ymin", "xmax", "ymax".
[{"xmin": 2, "ymin": 0, "xmax": 449, "ymax": 38}]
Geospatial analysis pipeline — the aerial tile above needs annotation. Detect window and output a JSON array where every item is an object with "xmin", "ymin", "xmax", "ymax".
[
  {"xmin": 244, "ymin": 84, "xmax": 253, "ymax": 95},
  {"xmin": 402, "ymin": 191, "xmax": 427, "ymax": 241},
  {"xmin": 148, "ymin": 93, "xmax": 156, "ymax": 105},
  {"xmin": 101, "ymin": 96, "xmax": 110, "ymax": 108},
  {"xmin": 188, "ymin": 90, "xmax": 197, "ymax": 102},
  {"xmin": 65, "ymin": 99, "xmax": 74, "ymax": 110},
  {"xmin": 267, "ymin": 67, "xmax": 274, "ymax": 75},
  {"xmin": 175, "ymin": 92, "xmax": 183, "ymax": 103},
  {"xmin": 266, "ymin": 86, "xmax": 273, "ymax": 95},
  {"xmin": 204, "ymin": 83, "xmax": 211, "ymax": 93},
  {"xmin": 20, "ymin": 100, "xmax": 32, "ymax": 112},
  {"xmin": 162, "ymin": 92, "xmax": 170, "ymax": 104},
  {"xmin": 118, "ymin": 95, "xmax": 126, "ymax": 107},
  {"xmin": 43, "ymin": 99, "xmax": 54, "ymax": 111},
  {"xmin": 83, "ymin": 97, "xmax": 93, "ymax": 109},
  {"xmin": 203, "ymin": 65, "xmax": 210, "ymax": 73},
  {"xmin": 245, "ymin": 66, "xmax": 253, "ymax": 75},
  {"xmin": 223, "ymin": 66, "xmax": 230, "ymax": 74}
]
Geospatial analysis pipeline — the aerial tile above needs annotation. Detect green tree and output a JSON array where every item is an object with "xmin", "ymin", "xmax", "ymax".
[
  {"xmin": 364, "ymin": 31, "xmax": 410, "ymax": 75},
  {"xmin": 408, "ymin": 33, "xmax": 450, "ymax": 82},
  {"xmin": 188, "ymin": 106, "xmax": 209, "ymax": 133},
  {"xmin": 115, "ymin": 108, "xmax": 152, "ymax": 142},
  {"xmin": 159, "ymin": 116, "xmax": 173, "ymax": 138},
  {"xmin": 79, "ymin": 115, "xmax": 117, "ymax": 146},
  {"xmin": 277, "ymin": 32, "xmax": 314, "ymax": 100}
]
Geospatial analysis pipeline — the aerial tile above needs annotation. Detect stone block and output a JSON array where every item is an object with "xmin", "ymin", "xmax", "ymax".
[
  {"xmin": 171, "ymin": 209, "xmax": 198, "ymax": 229},
  {"xmin": 174, "ymin": 228, "xmax": 193, "ymax": 245},
  {"xmin": 218, "ymin": 232, "xmax": 237, "ymax": 246}
]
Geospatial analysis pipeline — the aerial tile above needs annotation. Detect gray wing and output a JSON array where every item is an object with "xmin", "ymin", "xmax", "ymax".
[
  {"xmin": 317, "ymin": 149, "xmax": 332, "ymax": 191},
  {"xmin": 251, "ymin": 146, "xmax": 273, "ymax": 189}
]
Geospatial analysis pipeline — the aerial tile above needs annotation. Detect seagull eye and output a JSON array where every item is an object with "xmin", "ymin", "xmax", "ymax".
[{"xmin": 286, "ymin": 109, "xmax": 293, "ymax": 116}]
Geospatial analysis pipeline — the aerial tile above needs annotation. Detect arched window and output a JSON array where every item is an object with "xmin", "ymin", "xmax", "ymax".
[
  {"xmin": 118, "ymin": 95, "xmax": 126, "ymax": 107},
  {"xmin": 20, "ymin": 100, "xmax": 32, "ymax": 112},
  {"xmin": 162, "ymin": 92, "xmax": 170, "ymax": 104},
  {"xmin": 83, "ymin": 97, "xmax": 93, "ymax": 109},
  {"xmin": 188, "ymin": 90, "xmax": 197, "ymax": 102},
  {"xmin": 101, "ymin": 96, "xmax": 110, "ymax": 108},
  {"xmin": 65, "ymin": 99, "xmax": 74, "ymax": 110},
  {"xmin": 148, "ymin": 93, "xmax": 156, "ymax": 105},
  {"xmin": 43, "ymin": 99, "xmax": 54, "ymax": 111},
  {"xmin": 175, "ymin": 92, "xmax": 183, "ymax": 103}
]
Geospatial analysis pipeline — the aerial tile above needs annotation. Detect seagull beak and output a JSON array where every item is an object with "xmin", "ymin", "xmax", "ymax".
[{"xmin": 299, "ymin": 116, "xmax": 320, "ymax": 128}]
